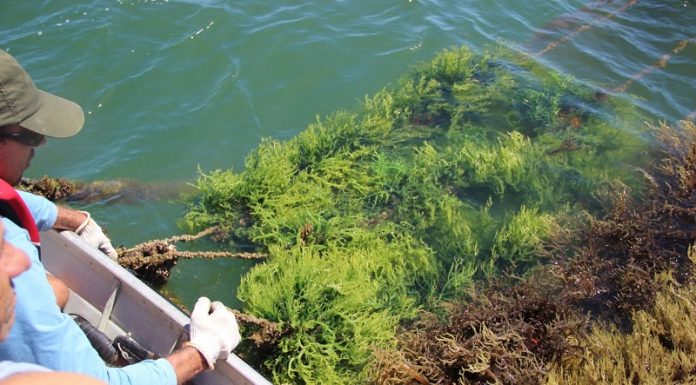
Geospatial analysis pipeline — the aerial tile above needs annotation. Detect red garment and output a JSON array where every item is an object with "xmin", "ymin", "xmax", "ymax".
[{"xmin": 0, "ymin": 179, "xmax": 40, "ymax": 247}]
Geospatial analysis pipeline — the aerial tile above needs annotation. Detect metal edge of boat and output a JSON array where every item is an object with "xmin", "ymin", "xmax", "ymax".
[{"xmin": 40, "ymin": 229, "xmax": 272, "ymax": 385}]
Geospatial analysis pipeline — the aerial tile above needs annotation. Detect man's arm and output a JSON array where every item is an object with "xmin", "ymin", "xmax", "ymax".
[
  {"xmin": 105, "ymin": 297, "xmax": 240, "ymax": 385},
  {"xmin": 53, "ymin": 206, "xmax": 88, "ymax": 230},
  {"xmin": 166, "ymin": 297, "xmax": 242, "ymax": 383},
  {"xmin": 15, "ymin": 192, "xmax": 86, "ymax": 231},
  {"xmin": 166, "ymin": 346, "xmax": 209, "ymax": 385},
  {"xmin": 54, "ymin": 206, "xmax": 118, "ymax": 259},
  {"xmin": 15, "ymin": 191, "xmax": 118, "ymax": 259}
]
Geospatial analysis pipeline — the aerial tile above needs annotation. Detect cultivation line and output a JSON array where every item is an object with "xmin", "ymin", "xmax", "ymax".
[
  {"xmin": 535, "ymin": 0, "xmax": 637, "ymax": 57},
  {"xmin": 609, "ymin": 37, "xmax": 695, "ymax": 93}
]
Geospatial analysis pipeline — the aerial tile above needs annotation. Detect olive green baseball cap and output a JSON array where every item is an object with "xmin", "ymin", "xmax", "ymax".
[{"xmin": 0, "ymin": 49, "xmax": 84, "ymax": 138}]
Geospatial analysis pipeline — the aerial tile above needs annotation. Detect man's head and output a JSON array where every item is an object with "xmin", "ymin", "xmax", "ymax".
[
  {"xmin": 0, "ymin": 49, "xmax": 84, "ymax": 185},
  {"xmin": 0, "ymin": 220, "xmax": 31, "ymax": 340}
]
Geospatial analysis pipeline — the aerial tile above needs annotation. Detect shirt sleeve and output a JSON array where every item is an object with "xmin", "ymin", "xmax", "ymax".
[
  {"xmin": 15, "ymin": 190, "xmax": 58, "ymax": 231},
  {"xmin": 103, "ymin": 359, "xmax": 176, "ymax": 385},
  {"xmin": 0, "ymin": 219, "xmax": 178, "ymax": 385}
]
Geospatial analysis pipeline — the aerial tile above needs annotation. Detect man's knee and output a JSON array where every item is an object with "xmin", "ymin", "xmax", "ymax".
[{"xmin": 46, "ymin": 274, "xmax": 69, "ymax": 310}]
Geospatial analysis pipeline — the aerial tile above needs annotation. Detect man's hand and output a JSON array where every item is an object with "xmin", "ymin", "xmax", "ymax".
[
  {"xmin": 75, "ymin": 211, "xmax": 118, "ymax": 260},
  {"xmin": 185, "ymin": 297, "xmax": 241, "ymax": 370}
]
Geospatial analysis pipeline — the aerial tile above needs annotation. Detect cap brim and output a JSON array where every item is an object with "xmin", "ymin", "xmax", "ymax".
[{"xmin": 21, "ymin": 90, "xmax": 84, "ymax": 138}]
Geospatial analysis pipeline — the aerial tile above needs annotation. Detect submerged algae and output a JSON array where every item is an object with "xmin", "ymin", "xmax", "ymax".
[
  {"xmin": 547, "ymin": 274, "xmax": 696, "ymax": 384},
  {"xmin": 184, "ymin": 45, "xmax": 650, "ymax": 384},
  {"xmin": 18, "ymin": 177, "xmax": 192, "ymax": 204},
  {"xmin": 372, "ymin": 122, "xmax": 696, "ymax": 385}
]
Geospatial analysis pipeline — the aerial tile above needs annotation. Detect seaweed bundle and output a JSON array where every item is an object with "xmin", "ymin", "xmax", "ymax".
[
  {"xmin": 18, "ymin": 177, "xmax": 191, "ymax": 204},
  {"xmin": 547, "ymin": 265, "xmax": 696, "ymax": 384},
  {"xmin": 370, "ymin": 121, "xmax": 696, "ymax": 385},
  {"xmin": 183, "ymin": 46, "xmax": 650, "ymax": 384}
]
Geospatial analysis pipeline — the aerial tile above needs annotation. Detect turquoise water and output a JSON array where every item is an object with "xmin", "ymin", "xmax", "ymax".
[{"xmin": 2, "ymin": 0, "xmax": 695, "ymax": 309}]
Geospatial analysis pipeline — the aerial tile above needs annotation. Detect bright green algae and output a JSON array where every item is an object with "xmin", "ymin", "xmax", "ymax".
[{"xmin": 183, "ymin": 46, "xmax": 649, "ymax": 384}]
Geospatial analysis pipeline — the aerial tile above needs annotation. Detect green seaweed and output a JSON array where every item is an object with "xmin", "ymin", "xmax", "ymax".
[
  {"xmin": 369, "ymin": 122, "xmax": 696, "ymax": 385},
  {"xmin": 183, "ymin": 45, "xmax": 650, "ymax": 384},
  {"xmin": 238, "ymin": 227, "xmax": 437, "ymax": 384}
]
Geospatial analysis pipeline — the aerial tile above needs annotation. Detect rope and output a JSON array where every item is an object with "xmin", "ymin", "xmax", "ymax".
[
  {"xmin": 227, "ymin": 308, "xmax": 288, "ymax": 347},
  {"xmin": 175, "ymin": 251, "xmax": 267, "ymax": 260},
  {"xmin": 121, "ymin": 226, "xmax": 219, "ymax": 254},
  {"xmin": 609, "ymin": 37, "xmax": 695, "ymax": 94},
  {"xmin": 117, "ymin": 226, "xmax": 268, "ymax": 273},
  {"xmin": 535, "ymin": 0, "xmax": 638, "ymax": 57}
]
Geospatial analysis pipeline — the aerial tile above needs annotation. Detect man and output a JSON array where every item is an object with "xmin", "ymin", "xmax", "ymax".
[
  {"xmin": 0, "ymin": 220, "xmax": 107, "ymax": 385},
  {"xmin": 0, "ymin": 221, "xmax": 31, "ymax": 341},
  {"xmin": 0, "ymin": 49, "xmax": 241, "ymax": 385}
]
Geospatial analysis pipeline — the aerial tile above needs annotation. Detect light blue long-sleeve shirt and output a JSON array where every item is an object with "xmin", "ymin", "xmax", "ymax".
[
  {"xmin": 0, "ymin": 191, "xmax": 177, "ymax": 385},
  {"xmin": 0, "ymin": 360, "xmax": 50, "ymax": 379}
]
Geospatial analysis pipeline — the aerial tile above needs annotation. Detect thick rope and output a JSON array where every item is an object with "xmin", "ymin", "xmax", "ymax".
[
  {"xmin": 229, "ymin": 308, "xmax": 289, "ymax": 348},
  {"xmin": 118, "ymin": 226, "xmax": 267, "ymax": 270},
  {"xmin": 116, "ymin": 226, "xmax": 267, "ymax": 287}
]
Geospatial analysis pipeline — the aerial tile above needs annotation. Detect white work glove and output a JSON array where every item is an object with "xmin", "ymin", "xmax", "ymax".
[
  {"xmin": 75, "ymin": 211, "xmax": 119, "ymax": 260},
  {"xmin": 186, "ymin": 297, "xmax": 241, "ymax": 370}
]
